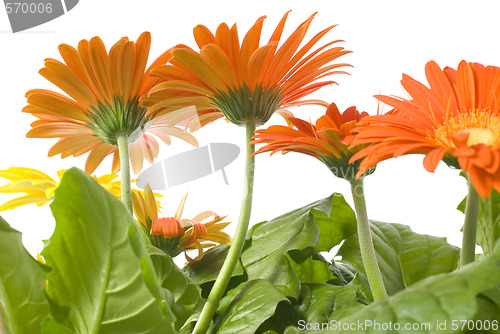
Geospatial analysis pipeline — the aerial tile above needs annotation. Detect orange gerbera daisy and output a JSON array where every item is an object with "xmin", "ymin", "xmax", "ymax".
[
  {"xmin": 143, "ymin": 12, "xmax": 351, "ymax": 128},
  {"xmin": 252, "ymin": 102, "xmax": 388, "ymax": 300},
  {"xmin": 24, "ymin": 32, "xmax": 197, "ymax": 174},
  {"xmin": 252, "ymin": 102, "xmax": 374, "ymax": 180},
  {"xmin": 134, "ymin": 186, "xmax": 231, "ymax": 262},
  {"xmin": 351, "ymin": 60, "xmax": 500, "ymax": 198}
]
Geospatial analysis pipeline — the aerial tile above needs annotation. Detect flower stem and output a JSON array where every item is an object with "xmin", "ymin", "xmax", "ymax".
[
  {"xmin": 117, "ymin": 135, "xmax": 133, "ymax": 213},
  {"xmin": 461, "ymin": 176, "xmax": 480, "ymax": 267},
  {"xmin": 193, "ymin": 122, "xmax": 256, "ymax": 334},
  {"xmin": 349, "ymin": 178, "xmax": 387, "ymax": 300}
]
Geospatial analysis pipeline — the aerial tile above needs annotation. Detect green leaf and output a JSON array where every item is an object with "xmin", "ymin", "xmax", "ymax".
[
  {"xmin": 458, "ymin": 188, "xmax": 500, "ymax": 256},
  {"xmin": 312, "ymin": 197, "xmax": 357, "ymax": 253},
  {"xmin": 296, "ymin": 283, "xmax": 363, "ymax": 325},
  {"xmin": 41, "ymin": 317, "xmax": 75, "ymax": 334},
  {"xmin": 339, "ymin": 221, "xmax": 460, "ymax": 298},
  {"xmin": 296, "ymin": 244, "xmax": 500, "ymax": 334},
  {"xmin": 289, "ymin": 254, "xmax": 336, "ymax": 284},
  {"xmin": 42, "ymin": 168, "xmax": 176, "ymax": 334},
  {"xmin": 0, "ymin": 217, "xmax": 50, "ymax": 334},
  {"xmin": 211, "ymin": 279, "xmax": 289, "ymax": 334},
  {"xmin": 241, "ymin": 194, "xmax": 356, "ymax": 298},
  {"xmin": 148, "ymin": 245, "xmax": 204, "ymax": 333},
  {"xmin": 470, "ymin": 287, "xmax": 500, "ymax": 332},
  {"xmin": 183, "ymin": 245, "xmax": 245, "ymax": 286}
]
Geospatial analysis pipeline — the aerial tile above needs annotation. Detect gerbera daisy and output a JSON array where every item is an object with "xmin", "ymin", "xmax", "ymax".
[
  {"xmin": 142, "ymin": 14, "xmax": 350, "ymax": 332},
  {"xmin": 24, "ymin": 32, "xmax": 197, "ymax": 212},
  {"xmin": 133, "ymin": 186, "xmax": 231, "ymax": 262},
  {"xmin": 252, "ymin": 103, "xmax": 386, "ymax": 300},
  {"xmin": 144, "ymin": 12, "xmax": 350, "ymax": 128},
  {"xmin": 253, "ymin": 102, "xmax": 375, "ymax": 180},
  {"xmin": 352, "ymin": 60, "xmax": 500, "ymax": 198},
  {"xmin": 351, "ymin": 60, "xmax": 500, "ymax": 265},
  {"xmin": 0, "ymin": 167, "xmax": 160, "ymax": 213}
]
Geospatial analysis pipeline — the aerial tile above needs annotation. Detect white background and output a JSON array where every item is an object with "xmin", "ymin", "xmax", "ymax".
[{"xmin": 1, "ymin": 0, "xmax": 499, "ymax": 262}]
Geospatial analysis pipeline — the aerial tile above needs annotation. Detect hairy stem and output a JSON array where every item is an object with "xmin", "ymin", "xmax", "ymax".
[
  {"xmin": 117, "ymin": 136, "xmax": 133, "ymax": 213},
  {"xmin": 350, "ymin": 178, "xmax": 387, "ymax": 300},
  {"xmin": 193, "ymin": 122, "xmax": 256, "ymax": 334},
  {"xmin": 461, "ymin": 176, "xmax": 480, "ymax": 266}
]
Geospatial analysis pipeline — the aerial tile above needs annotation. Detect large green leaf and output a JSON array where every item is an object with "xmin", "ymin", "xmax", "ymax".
[
  {"xmin": 288, "ymin": 254, "xmax": 335, "ymax": 284},
  {"xmin": 312, "ymin": 198, "xmax": 357, "ymax": 253},
  {"xmin": 0, "ymin": 217, "xmax": 50, "ymax": 334},
  {"xmin": 41, "ymin": 316, "xmax": 75, "ymax": 334},
  {"xmin": 42, "ymin": 168, "xmax": 175, "ymax": 333},
  {"xmin": 148, "ymin": 245, "xmax": 204, "ymax": 333},
  {"xmin": 458, "ymin": 188, "xmax": 500, "ymax": 256},
  {"xmin": 241, "ymin": 194, "xmax": 357, "ymax": 298},
  {"xmin": 295, "ymin": 283, "xmax": 364, "ymax": 325},
  {"xmin": 183, "ymin": 245, "xmax": 245, "ymax": 287},
  {"xmin": 285, "ymin": 243, "xmax": 500, "ymax": 333},
  {"xmin": 339, "ymin": 221, "xmax": 460, "ymax": 298},
  {"xmin": 211, "ymin": 279, "xmax": 289, "ymax": 334},
  {"xmin": 470, "ymin": 287, "xmax": 500, "ymax": 333}
]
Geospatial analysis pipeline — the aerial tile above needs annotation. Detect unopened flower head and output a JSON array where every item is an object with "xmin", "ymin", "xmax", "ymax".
[{"xmin": 134, "ymin": 186, "xmax": 231, "ymax": 262}]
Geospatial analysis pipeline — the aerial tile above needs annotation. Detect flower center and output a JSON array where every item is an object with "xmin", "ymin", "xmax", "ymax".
[
  {"xmin": 211, "ymin": 84, "xmax": 284, "ymax": 126},
  {"xmin": 321, "ymin": 151, "xmax": 376, "ymax": 181},
  {"xmin": 433, "ymin": 109, "xmax": 500, "ymax": 148},
  {"xmin": 86, "ymin": 96, "xmax": 150, "ymax": 146},
  {"xmin": 466, "ymin": 128, "xmax": 495, "ymax": 146}
]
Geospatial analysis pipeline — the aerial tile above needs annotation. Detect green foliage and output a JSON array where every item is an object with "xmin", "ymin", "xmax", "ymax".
[
  {"xmin": 42, "ymin": 168, "xmax": 176, "ymax": 333},
  {"xmin": 295, "ymin": 283, "xmax": 364, "ymax": 324},
  {"xmin": 458, "ymin": 188, "xmax": 500, "ymax": 257},
  {"xmin": 148, "ymin": 245, "xmax": 205, "ymax": 333},
  {"xmin": 339, "ymin": 221, "xmax": 461, "ymax": 298},
  {"xmin": 183, "ymin": 245, "xmax": 245, "ymax": 286},
  {"xmin": 205, "ymin": 193, "xmax": 476, "ymax": 333},
  {"xmin": 3, "ymin": 176, "xmax": 500, "ymax": 334},
  {"xmin": 302, "ymin": 242, "xmax": 500, "ymax": 333},
  {"xmin": 240, "ymin": 194, "xmax": 357, "ymax": 298},
  {"xmin": 211, "ymin": 280, "xmax": 289, "ymax": 334},
  {"xmin": 289, "ymin": 254, "xmax": 336, "ymax": 284},
  {"xmin": 0, "ymin": 217, "xmax": 49, "ymax": 334},
  {"xmin": 312, "ymin": 194, "xmax": 357, "ymax": 253},
  {"xmin": 41, "ymin": 317, "xmax": 75, "ymax": 334},
  {"xmin": 183, "ymin": 245, "xmax": 246, "ymax": 299}
]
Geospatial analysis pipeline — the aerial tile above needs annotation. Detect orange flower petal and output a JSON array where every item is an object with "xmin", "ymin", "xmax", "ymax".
[
  {"xmin": 85, "ymin": 143, "xmax": 114, "ymax": 174},
  {"xmin": 423, "ymin": 148, "xmax": 447, "ymax": 172}
]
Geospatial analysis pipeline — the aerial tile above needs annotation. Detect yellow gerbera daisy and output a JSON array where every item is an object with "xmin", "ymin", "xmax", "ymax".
[{"xmin": 0, "ymin": 167, "xmax": 161, "ymax": 213}]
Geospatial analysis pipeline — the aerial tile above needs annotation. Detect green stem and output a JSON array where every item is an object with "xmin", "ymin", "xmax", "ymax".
[
  {"xmin": 117, "ymin": 136, "xmax": 151, "ymax": 246},
  {"xmin": 461, "ymin": 175, "xmax": 480, "ymax": 266},
  {"xmin": 193, "ymin": 122, "xmax": 256, "ymax": 334},
  {"xmin": 117, "ymin": 136, "xmax": 133, "ymax": 213},
  {"xmin": 349, "ymin": 178, "xmax": 387, "ymax": 300}
]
